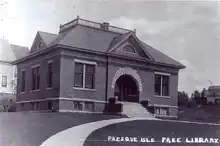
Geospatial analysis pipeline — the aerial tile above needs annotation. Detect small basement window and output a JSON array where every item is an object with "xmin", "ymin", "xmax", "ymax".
[
  {"xmin": 155, "ymin": 107, "xmax": 169, "ymax": 116},
  {"xmin": 84, "ymin": 101, "xmax": 94, "ymax": 112},
  {"xmin": 48, "ymin": 101, "xmax": 53, "ymax": 110},
  {"xmin": 21, "ymin": 103, "xmax": 24, "ymax": 108},
  {"xmin": 73, "ymin": 101, "xmax": 83, "ymax": 110}
]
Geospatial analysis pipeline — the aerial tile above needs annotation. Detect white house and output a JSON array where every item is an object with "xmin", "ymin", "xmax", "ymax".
[
  {"xmin": 206, "ymin": 85, "xmax": 220, "ymax": 104},
  {"xmin": 0, "ymin": 38, "xmax": 28, "ymax": 103}
]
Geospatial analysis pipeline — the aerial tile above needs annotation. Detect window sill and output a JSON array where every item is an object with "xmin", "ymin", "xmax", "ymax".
[
  {"xmin": 155, "ymin": 114, "xmax": 177, "ymax": 119},
  {"xmin": 154, "ymin": 114, "xmax": 168, "ymax": 116},
  {"xmin": 154, "ymin": 95, "xmax": 171, "ymax": 99},
  {"xmin": 20, "ymin": 92, "xmax": 26, "ymax": 95},
  {"xmin": 30, "ymin": 89, "xmax": 40, "ymax": 93},
  {"xmin": 73, "ymin": 87, "xmax": 96, "ymax": 91},
  {"xmin": 46, "ymin": 87, "xmax": 53, "ymax": 90}
]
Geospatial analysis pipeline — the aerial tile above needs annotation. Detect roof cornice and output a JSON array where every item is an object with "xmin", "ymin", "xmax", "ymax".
[
  {"xmin": 12, "ymin": 44, "xmax": 58, "ymax": 65},
  {"xmin": 0, "ymin": 60, "xmax": 13, "ymax": 65},
  {"xmin": 60, "ymin": 44, "xmax": 184, "ymax": 69},
  {"xmin": 13, "ymin": 44, "xmax": 185, "ymax": 69}
]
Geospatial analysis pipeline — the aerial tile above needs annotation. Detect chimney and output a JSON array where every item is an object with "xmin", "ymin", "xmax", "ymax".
[{"xmin": 100, "ymin": 22, "xmax": 110, "ymax": 30}]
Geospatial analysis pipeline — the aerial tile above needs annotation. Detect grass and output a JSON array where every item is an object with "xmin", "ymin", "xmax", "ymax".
[
  {"xmin": 0, "ymin": 112, "xmax": 125, "ymax": 146},
  {"xmin": 84, "ymin": 119, "xmax": 220, "ymax": 146},
  {"xmin": 177, "ymin": 105, "xmax": 220, "ymax": 123}
]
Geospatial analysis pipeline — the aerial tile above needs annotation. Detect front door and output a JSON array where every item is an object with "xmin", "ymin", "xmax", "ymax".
[{"xmin": 114, "ymin": 75, "xmax": 139, "ymax": 102}]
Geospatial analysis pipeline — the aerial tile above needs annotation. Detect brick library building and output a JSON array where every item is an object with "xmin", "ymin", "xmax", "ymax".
[{"xmin": 13, "ymin": 16, "xmax": 185, "ymax": 118}]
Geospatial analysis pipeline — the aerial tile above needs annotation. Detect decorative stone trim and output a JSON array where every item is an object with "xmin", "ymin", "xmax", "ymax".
[
  {"xmin": 155, "ymin": 114, "xmax": 178, "ymax": 118},
  {"xmin": 20, "ymin": 68, "xmax": 26, "ymax": 71},
  {"xmin": 47, "ymin": 60, "xmax": 53, "ymax": 64},
  {"xmin": 73, "ymin": 87, "xmax": 96, "ymax": 91},
  {"xmin": 16, "ymin": 97, "xmax": 107, "ymax": 104},
  {"xmin": 58, "ymin": 109, "xmax": 104, "ymax": 114},
  {"xmin": 74, "ymin": 59, "xmax": 97, "ymax": 65},
  {"xmin": 111, "ymin": 67, "xmax": 143, "ymax": 92},
  {"xmin": 31, "ymin": 63, "xmax": 40, "ymax": 68},
  {"xmin": 148, "ymin": 104, "xmax": 178, "ymax": 108},
  {"xmin": 154, "ymin": 95, "xmax": 171, "ymax": 99},
  {"xmin": 155, "ymin": 72, "xmax": 171, "ymax": 76}
]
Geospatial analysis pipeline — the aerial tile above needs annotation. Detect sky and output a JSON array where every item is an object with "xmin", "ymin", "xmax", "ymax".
[{"xmin": 0, "ymin": 0, "xmax": 220, "ymax": 95}]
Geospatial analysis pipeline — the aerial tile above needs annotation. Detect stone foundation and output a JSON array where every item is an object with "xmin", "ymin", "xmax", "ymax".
[{"xmin": 16, "ymin": 98, "xmax": 106, "ymax": 113}]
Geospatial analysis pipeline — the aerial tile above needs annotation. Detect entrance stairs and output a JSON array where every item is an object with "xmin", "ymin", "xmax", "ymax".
[{"xmin": 120, "ymin": 102, "xmax": 158, "ymax": 120}]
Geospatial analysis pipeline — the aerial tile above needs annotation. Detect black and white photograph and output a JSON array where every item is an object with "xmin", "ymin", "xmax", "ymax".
[{"xmin": 0, "ymin": 0, "xmax": 220, "ymax": 146}]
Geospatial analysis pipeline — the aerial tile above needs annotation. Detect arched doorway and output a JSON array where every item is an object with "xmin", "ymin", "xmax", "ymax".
[{"xmin": 114, "ymin": 75, "xmax": 139, "ymax": 102}]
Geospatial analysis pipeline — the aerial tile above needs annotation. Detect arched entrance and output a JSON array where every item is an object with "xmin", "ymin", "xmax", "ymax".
[{"xmin": 114, "ymin": 75, "xmax": 139, "ymax": 102}]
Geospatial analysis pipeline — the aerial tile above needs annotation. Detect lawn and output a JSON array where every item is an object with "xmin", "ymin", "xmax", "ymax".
[
  {"xmin": 84, "ymin": 119, "xmax": 220, "ymax": 146},
  {"xmin": 0, "ymin": 112, "xmax": 125, "ymax": 146},
  {"xmin": 177, "ymin": 105, "xmax": 220, "ymax": 123}
]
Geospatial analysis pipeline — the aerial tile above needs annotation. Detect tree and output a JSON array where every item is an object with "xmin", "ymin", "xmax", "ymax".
[
  {"xmin": 193, "ymin": 90, "xmax": 207, "ymax": 105},
  {"xmin": 201, "ymin": 88, "xmax": 207, "ymax": 98},
  {"xmin": 194, "ymin": 90, "xmax": 201, "ymax": 98},
  {"xmin": 178, "ymin": 91, "xmax": 189, "ymax": 106}
]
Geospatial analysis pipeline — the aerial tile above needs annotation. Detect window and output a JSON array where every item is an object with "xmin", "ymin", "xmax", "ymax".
[
  {"xmin": 1, "ymin": 75, "xmax": 7, "ymax": 87},
  {"xmin": 155, "ymin": 107, "xmax": 160, "ymax": 115},
  {"xmin": 21, "ymin": 71, "xmax": 26, "ymax": 92},
  {"xmin": 47, "ymin": 62, "xmax": 53, "ymax": 88},
  {"xmin": 154, "ymin": 74, "xmax": 170, "ymax": 96},
  {"xmin": 85, "ymin": 65, "xmax": 95, "ymax": 89},
  {"xmin": 73, "ymin": 101, "xmax": 83, "ymax": 110},
  {"xmin": 21, "ymin": 103, "xmax": 24, "ymax": 108},
  {"xmin": 160, "ymin": 108, "xmax": 169, "ymax": 115},
  {"xmin": 31, "ymin": 102, "xmax": 34, "ymax": 110},
  {"xmin": 155, "ymin": 107, "xmax": 169, "ymax": 116},
  {"xmin": 215, "ymin": 99, "xmax": 220, "ymax": 104},
  {"xmin": 14, "ymin": 67, "xmax": 17, "ymax": 77},
  {"xmin": 32, "ymin": 66, "xmax": 40, "ymax": 90},
  {"xmin": 33, "ymin": 102, "xmax": 40, "ymax": 110},
  {"xmin": 74, "ymin": 62, "xmax": 95, "ymax": 89},
  {"xmin": 48, "ymin": 101, "xmax": 53, "ymax": 110},
  {"xmin": 154, "ymin": 75, "xmax": 161, "ymax": 96},
  {"xmin": 84, "ymin": 102, "xmax": 94, "ymax": 111},
  {"xmin": 74, "ymin": 63, "xmax": 83, "ymax": 88},
  {"xmin": 122, "ymin": 45, "xmax": 136, "ymax": 53}
]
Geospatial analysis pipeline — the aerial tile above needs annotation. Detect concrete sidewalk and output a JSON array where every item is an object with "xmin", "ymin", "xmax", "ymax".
[
  {"xmin": 40, "ymin": 117, "xmax": 157, "ymax": 146},
  {"xmin": 40, "ymin": 115, "xmax": 220, "ymax": 146}
]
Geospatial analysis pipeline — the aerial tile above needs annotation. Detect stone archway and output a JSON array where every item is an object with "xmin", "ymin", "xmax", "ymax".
[
  {"xmin": 111, "ymin": 67, "xmax": 143, "ymax": 102},
  {"xmin": 112, "ymin": 67, "xmax": 143, "ymax": 92}
]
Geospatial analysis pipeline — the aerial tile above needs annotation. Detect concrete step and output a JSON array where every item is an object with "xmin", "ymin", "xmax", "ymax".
[{"xmin": 120, "ymin": 102, "xmax": 157, "ymax": 119}]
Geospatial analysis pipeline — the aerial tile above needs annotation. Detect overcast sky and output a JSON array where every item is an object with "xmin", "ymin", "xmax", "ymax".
[{"xmin": 0, "ymin": 0, "xmax": 220, "ymax": 95}]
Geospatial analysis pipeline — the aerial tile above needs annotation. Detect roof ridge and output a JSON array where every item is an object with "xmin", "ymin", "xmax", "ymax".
[
  {"xmin": 48, "ymin": 27, "xmax": 73, "ymax": 47},
  {"xmin": 38, "ymin": 31, "xmax": 58, "ymax": 35},
  {"xmin": 10, "ymin": 44, "xmax": 28, "ymax": 48},
  {"xmin": 107, "ymin": 31, "xmax": 134, "ymax": 52}
]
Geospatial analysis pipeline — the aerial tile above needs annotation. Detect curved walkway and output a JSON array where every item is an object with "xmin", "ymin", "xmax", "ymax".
[
  {"xmin": 40, "ymin": 117, "xmax": 220, "ymax": 146},
  {"xmin": 40, "ymin": 117, "xmax": 157, "ymax": 146}
]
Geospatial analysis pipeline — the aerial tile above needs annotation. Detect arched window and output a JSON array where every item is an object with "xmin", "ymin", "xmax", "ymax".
[{"xmin": 121, "ymin": 45, "xmax": 136, "ymax": 53}]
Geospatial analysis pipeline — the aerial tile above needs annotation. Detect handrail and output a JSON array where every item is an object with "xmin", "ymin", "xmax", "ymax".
[{"xmin": 59, "ymin": 17, "xmax": 132, "ymax": 34}]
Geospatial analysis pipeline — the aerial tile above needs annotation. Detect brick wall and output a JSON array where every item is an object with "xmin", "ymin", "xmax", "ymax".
[
  {"xmin": 16, "ymin": 47, "xmax": 180, "ymax": 115},
  {"xmin": 16, "ymin": 50, "xmax": 61, "ymax": 102}
]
